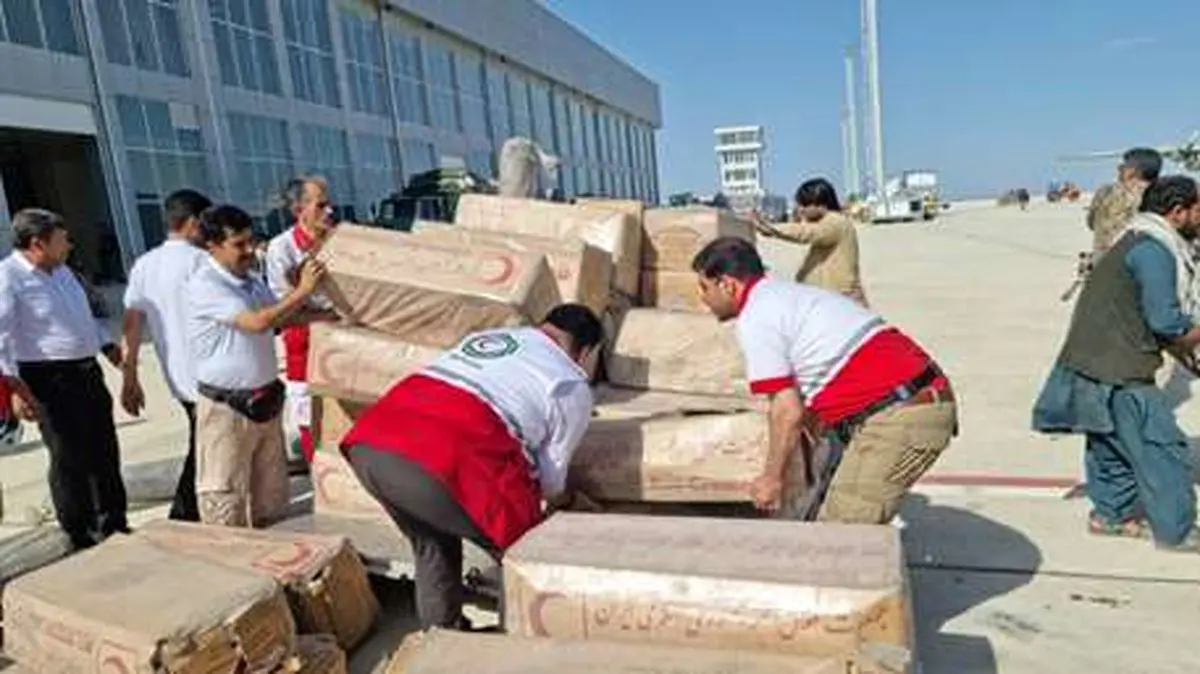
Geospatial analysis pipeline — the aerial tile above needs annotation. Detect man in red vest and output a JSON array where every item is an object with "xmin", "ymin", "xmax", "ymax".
[
  {"xmin": 265, "ymin": 176, "xmax": 340, "ymax": 463},
  {"xmin": 341, "ymin": 304, "xmax": 602, "ymax": 630}
]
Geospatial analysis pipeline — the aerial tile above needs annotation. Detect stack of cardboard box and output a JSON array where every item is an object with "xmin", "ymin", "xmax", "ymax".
[
  {"xmin": 0, "ymin": 524, "xmax": 378, "ymax": 674},
  {"xmin": 307, "ymin": 197, "xmax": 807, "ymax": 511}
]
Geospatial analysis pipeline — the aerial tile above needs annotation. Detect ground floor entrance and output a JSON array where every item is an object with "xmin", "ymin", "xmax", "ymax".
[{"xmin": 0, "ymin": 126, "xmax": 120, "ymax": 282}]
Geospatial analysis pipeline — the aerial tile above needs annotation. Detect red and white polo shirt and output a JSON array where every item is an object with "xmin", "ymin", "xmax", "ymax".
[{"xmin": 734, "ymin": 277, "xmax": 946, "ymax": 426}]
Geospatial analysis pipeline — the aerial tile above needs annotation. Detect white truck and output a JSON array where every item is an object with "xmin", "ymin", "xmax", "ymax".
[{"xmin": 867, "ymin": 169, "xmax": 943, "ymax": 223}]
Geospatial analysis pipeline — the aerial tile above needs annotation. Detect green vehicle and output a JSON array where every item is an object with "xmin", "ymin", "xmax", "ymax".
[{"xmin": 371, "ymin": 167, "xmax": 495, "ymax": 231}]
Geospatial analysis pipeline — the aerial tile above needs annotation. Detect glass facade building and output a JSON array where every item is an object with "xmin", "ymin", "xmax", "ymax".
[{"xmin": 0, "ymin": 0, "xmax": 661, "ymax": 277}]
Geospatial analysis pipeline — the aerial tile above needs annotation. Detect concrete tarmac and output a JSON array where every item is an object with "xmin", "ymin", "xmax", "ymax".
[{"xmin": 3, "ymin": 199, "xmax": 1198, "ymax": 673}]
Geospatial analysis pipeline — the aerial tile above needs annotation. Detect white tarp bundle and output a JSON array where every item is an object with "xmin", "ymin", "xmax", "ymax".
[{"xmin": 497, "ymin": 136, "xmax": 558, "ymax": 198}]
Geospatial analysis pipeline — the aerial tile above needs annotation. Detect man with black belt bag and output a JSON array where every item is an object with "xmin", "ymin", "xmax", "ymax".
[
  {"xmin": 0, "ymin": 209, "xmax": 126, "ymax": 550},
  {"xmin": 692, "ymin": 237, "xmax": 958, "ymax": 523},
  {"xmin": 187, "ymin": 205, "xmax": 326, "ymax": 527}
]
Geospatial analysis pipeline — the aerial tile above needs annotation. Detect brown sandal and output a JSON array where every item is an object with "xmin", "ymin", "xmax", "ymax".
[{"xmin": 1088, "ymin": 513, "xmax": 1150, "ymax": 539}]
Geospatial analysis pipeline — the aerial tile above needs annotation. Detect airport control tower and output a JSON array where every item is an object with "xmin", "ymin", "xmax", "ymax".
[{"xmin": 714, "ymin": 125, "xmax": 765, "ymax": 211}]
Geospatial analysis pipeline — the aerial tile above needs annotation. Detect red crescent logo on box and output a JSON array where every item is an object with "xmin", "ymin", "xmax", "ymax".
[
  {"xmin": 312, "ymin": 460, "xmax": 338, "ymax": 503},
  {"xmin": 254, "ymin": 542, "xmax": 316, "ymax": 575},
  {"xmin": 528, "ymin": 590, "xmax": 567, "ymax": 637},
  {"xmin": 477, "ymin": 252, "xmax": 516, "ymax": 285},
  {"xmin": 98, "ymin": 641, "xmax": 136, "ymax": 674}
]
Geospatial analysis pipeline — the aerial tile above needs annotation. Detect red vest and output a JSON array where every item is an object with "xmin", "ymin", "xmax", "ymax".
[{"xmin": 340, "ymin": 374, "xmax": 541, "ymax": 552}]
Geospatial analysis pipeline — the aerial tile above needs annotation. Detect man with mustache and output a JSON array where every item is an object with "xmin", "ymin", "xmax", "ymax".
[
  {"xmin": 1034, "ymin": 176, "xmax": 1200, "ymax": 551},
  {"xmin": 187, "ymin": 205, "xmax": 326, "ymax": 527}
]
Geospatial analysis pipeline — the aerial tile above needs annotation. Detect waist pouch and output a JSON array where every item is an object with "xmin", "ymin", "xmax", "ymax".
[{"xmin": 198, "ymin": 379, "xmax": 286, "ymax": 423}]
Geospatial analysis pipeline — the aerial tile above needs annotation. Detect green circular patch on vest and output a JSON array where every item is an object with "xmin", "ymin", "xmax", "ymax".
[{"xmin": 461, "ymin": 333, "xmax": 521, "ymax": 359}]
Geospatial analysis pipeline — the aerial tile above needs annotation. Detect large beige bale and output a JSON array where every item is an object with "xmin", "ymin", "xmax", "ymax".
[
  {"xmin": 3, "ymin": 535, "xmax": 296, "ymax": 674},
  {"xmin": 574, "ymin": 197, "xmax": 646, "ymax": 224},
  {"xmin": 385, "ymin": 629, "xmax": 864, "ymax": 673},
  {"xmin": 570, "ymin": 396, "xmax": 775, "ymax": 502},
  {"xmin": 454, "ymin": 194, "xmax": 641, "ymax": 299},
  {"xmin": 313, "ymin": 396, "xmax": 364, "ymax": 450},
  {"xmin": 504, "ymin": 514, "xmax": 912, "ymax": 664},
  {"xmin": 310, "ymin": 445, "xmax": 389, "ymax": 522},
  {"xmin": 605, "ymin": 308, "xmax": 748, "ymax": 397},
  {"xmin": 316, "ymin": 224, "xmax": 560, "ymax": 346},
  {"xmin": 135, "ymin": 521, "xmax": 378, "ymax": 650},
  {"xmin": 412, "ymin": 226, "xmax": 612, "ymax": 316},
  {"xmin": 639, "ymin": 268, "xmax": 705, "ymax": 312},
  {"xmin": 308, "ymin": 324, "xmax": 442, "ymax": 403},
  {"xmin": 641, "ymin": 207, "xmax": 755, "ymax": 271}
]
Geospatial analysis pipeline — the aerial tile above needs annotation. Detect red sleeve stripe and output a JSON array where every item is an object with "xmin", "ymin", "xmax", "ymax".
[{"xmin": 749, "ymin": 376, "xmax": 794, "ymax": 395}]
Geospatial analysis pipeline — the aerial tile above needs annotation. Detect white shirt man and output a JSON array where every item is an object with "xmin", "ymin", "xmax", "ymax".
[
  {"xmin": 188, "ymin": 204, "xmax": 325, "ymax": 528},
  {"xmin": 120, "ymin": 189, "xmax": 212, "ymax": 522},
  {"xmin": 265, "ymin": 176, "xmax": 339, "ymax": 464},
  {"xmin": 0, "ymin": 209, "xmax": 125, "ymax": 550},
  {"xmin": 692, "ymin": 236, "xmax": 956, "ymax": 524},
  {"xmin": 340, "ymin": 306, "xmax": 602, "ymax": 630}
]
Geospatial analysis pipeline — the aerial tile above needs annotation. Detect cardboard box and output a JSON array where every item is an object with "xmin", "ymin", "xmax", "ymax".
[
  {"xmin": 308, "ymin": 324, "xmax": 443, "ymax": 403},
  {"xmin": 282, "ymin": 634, "xmax": 347, "ymax": 674},
  {"xmin": 641, "ymin": 207, "xmax": 755, "ymax": 271},
  {"xmin": 504, "ymin": 514, "xmax": 912, "ymax": 664},
  {"xmin": 573, "ymin": 197, "xmax": 646, "ymax": 225},
  {"xmin": 605, "ymin": 308, "xmax": 749, "ymax": 397},
  {"xmin": 316, "ymin": 224, "xmax": 561, "ymax": 346},
  {"xmin": 385, "ymin": 629, "xmax": 863, "ymax": 673},
  {"xmin": 638, "ymin": 268, "xmax": 706, "ymax": 312},
  {"xmin": 454, "ymin": 194, "xmax": 641, "ymax": 299},
  {"xmin": 2, "ymin": 535, "xmax": 296, "ymax": 674},
  {"xmin": 412, "ymin": 226, "xmax": 612, "ymax": 317},
  {"xmin": 313, "ymin": 396, "xmax": 364, "ymax": 450},
  {"xmin": 135, "ymin": 521, "xmax": 378, "ymax": 650},
  {"xmin": 310, "ymin": 447, "xmax": 392, "ymax": 522},
  {"xmin": 570, "ymin": 408, "xmax": 778, "ymax": 503}
]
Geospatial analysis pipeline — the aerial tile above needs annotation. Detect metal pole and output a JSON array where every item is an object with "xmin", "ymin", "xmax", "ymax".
[
  {"xmin": 843, "ymin": 48, "xmax": 861, "ymax": 198},
  {"xmin": 841, "ymin": 115, "xmax": 853, "ymax": 197},
  {"xmin": 863, "ymin": 0, "xmax": 886, "ymax": 209}
]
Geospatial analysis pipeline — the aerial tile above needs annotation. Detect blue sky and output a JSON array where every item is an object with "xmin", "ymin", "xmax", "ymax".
[{"xmin": 544, "ymin": 0, "xmax": 1200, "ymax": 199}]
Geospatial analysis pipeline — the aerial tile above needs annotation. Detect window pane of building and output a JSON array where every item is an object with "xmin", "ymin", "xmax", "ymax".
[
  {"xmin": 4, "ymin": 0, "xmax": 43, "ymax": 48},
  {"xmin": 40, "ymin": 0, "xmax": 80, "ymax": 54},
  {"xmin": 154, "ymin": 3, "xmax": 188, "ymax": 76},
  {"xmin": 340, "ymin": 10, "xmax": 389, "ymax": 117},
  {"xmin": 120, "ymin": 96, "xmax": 211, "ymax": 252},
  {"xmin": 529, "ymin": 81, "xmax": 553, "ymax": 150},
  {"xmin": 401, "ymin": 138, "xmax": 436, "ymax": 180},
  {"xmin": 99, "ymin": 2, "xmax": 131, "ymax": 64},
  {"xmin": 389, "ymin": 29, "xmax": 427, "ymax": 125},
  {"xmin": 456, "ymin": 52, "xmax": 487, "ymax": 139},
  {"xmin": 124, "ymin": 0, "xmax": 159, "ymax": 70},
  {"xmin": 228, "ymin": 112, "xmax": 293, "ymax": 216},
  {"xmin": 296, "ymin": 123, "xmax": 355, "ymax": 209},
  {"xmin": 283, "ymin": 0, "xmax": 339, "ymax": 107},
  {"xmin": 211, "ymin": 0, "xmax": 280, "ymax": 95},
  {"xmin": 116, "ymin": 96, "xmax": 148, "ymax": 147}
]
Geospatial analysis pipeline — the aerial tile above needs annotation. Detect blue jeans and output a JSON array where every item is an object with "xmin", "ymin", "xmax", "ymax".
[{"xmin": 1085, "ymin": 387, "xmax": 1196, "ymax": 545}]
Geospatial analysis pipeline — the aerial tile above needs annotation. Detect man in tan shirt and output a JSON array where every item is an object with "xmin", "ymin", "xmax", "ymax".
[
  {"xmin": 756, "ymin": 178, "xmax": 868, "ymax": 306},
  {"xmin": 1087, "ymin": 148, "xmax": 1162, "ymax": 257}
]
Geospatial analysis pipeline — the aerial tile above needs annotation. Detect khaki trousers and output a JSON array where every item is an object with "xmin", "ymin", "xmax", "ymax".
[
  {"xmin": 818, "ymin": 400, "xmax": 957, "ymax": 524},
  {"xmin": 195, "ymin": 397, "xmax": 290, "ymax": 527}
]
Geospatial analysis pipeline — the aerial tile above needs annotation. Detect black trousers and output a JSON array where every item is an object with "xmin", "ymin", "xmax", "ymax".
[
  {"xmin": 19, "ymin": 358, "xmax": 128, "ymax": 549},
  {"xmin": 347, "ymin": 444, "xmax": 499, "ymax": 630},
  {"xmin": 168, "ymin": 400, "xmax": 199, "ymax": 521}
]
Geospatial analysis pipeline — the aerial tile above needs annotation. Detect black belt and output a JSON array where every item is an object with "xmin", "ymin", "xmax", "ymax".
[{"xmin": 831, "ymin": 365, "xmax": 945, "ymax": 442}]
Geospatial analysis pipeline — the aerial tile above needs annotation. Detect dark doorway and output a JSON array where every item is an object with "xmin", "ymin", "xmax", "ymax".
[{"xmin": 0, "ymin": 127, "xmax": 120, "ymax": 282}]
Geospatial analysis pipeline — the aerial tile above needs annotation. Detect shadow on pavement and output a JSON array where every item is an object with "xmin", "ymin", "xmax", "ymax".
[{"xmin": 900, "ymin": 493, "xmax": 1043, "ymax": 674}]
